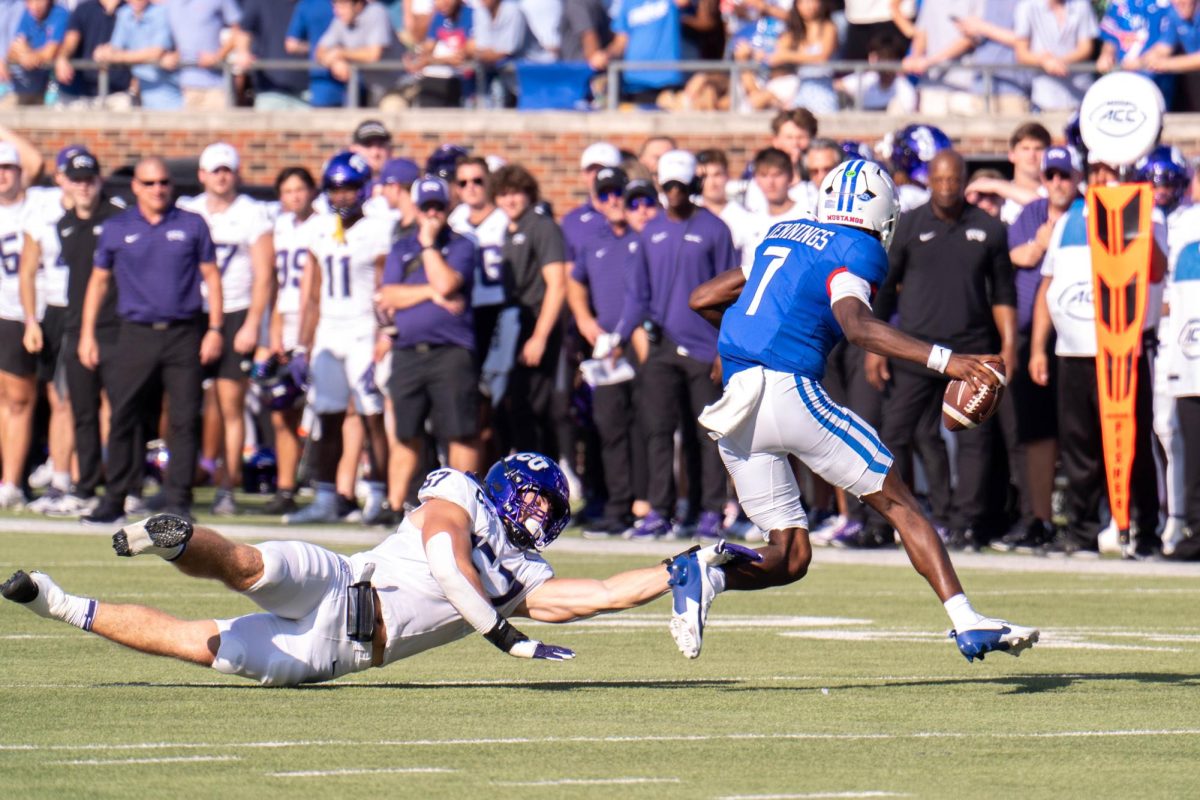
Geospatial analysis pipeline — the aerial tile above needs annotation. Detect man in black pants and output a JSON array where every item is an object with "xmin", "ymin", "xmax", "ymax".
[
  {"xmin": 40, "ymin": 152, "xmax": 126, "ymax": 517},
  {"xmin": 78, "ymin": 157, "xmax": 224, "ymax": 525},
  {"xmin": 867, "ymin": 149, "xmax": 1017, "ymax": 551},
  {"xmin": 628, "ymin": 150, "xmax": 737, "ymax": 541}
]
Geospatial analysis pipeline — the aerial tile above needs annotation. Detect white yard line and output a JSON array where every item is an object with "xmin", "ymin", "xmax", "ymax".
[
  {"xmin": 717, "ymin": 793, "xmax": 908, "ymax": 799},
  {"xmin": 269, "ymin": 767, "xmax": 456, "ymax": 777},
  {"xmin": 5, "ymin": 729, "xmax": 1200, "ymax": 753},
  {"xmin": 495, "ymin": 778, "xmax": 681, "ymax": 786},
  {"xmin": 55, "ymin": 755, "xmax": 240, "ymax": 766}
]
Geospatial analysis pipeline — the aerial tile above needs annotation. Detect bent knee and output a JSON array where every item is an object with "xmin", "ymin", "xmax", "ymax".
[{"xmin": 761, "ymin": 529, "xmax": 812, "ymax": 586}]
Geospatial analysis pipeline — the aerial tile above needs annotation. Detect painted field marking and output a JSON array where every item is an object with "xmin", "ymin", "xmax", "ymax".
[
  {"xmin": 5, "ymin": 729, "xmax": 1200, "ymax": 753},
  {"xmin": 495, "ymin": 778, "xmax": 681, "ymax": 786},
  {"xmin": 55, "ymin": 755, "xmax": 240, "ymax": 766},
  {"xmin": 717, "ymin": 793, "xmax": 908, "ymax": 799},
  {"xmin": 269, "ymin": 767, "xmax": 456, "ymax": 778}
]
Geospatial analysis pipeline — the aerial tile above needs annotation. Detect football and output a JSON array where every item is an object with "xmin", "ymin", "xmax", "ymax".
[{"xmin": 942, "ymin": 361, "xmax": 1006, "ymax": 432}]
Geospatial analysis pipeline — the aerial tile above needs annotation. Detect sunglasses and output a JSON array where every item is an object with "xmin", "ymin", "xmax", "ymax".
[
  {"xmin": 1043, "ymin": 169, "xmax": 1074, "ymax": 182},
  {"xmin": 457, "ymin": 177, "xmax": 485, "ymax": 188},
  {"xmin": 137, "ymin": 178, "xmax": 171, "ymax": 187},
  {"xmin": 626, "ymin": 196, "xmax": 655, "ymax": 210},
  {"xmin": 597, "ymin": 188, "xmax": 624, "ymax": 202},
  {"xmin": 420, "ymin": 202, "xmax": 447, "ymax": 213}
]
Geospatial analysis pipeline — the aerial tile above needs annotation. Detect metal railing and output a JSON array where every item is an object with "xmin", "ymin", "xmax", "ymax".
[{"xmin": 49, "ymin": 56, "xmax": 1104, "ymax": 112}]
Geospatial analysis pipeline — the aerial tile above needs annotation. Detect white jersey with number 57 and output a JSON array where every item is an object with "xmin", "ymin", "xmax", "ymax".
[
  {"xmin": 306, "ymin": 211, "xmax": 392, "ymax": 322},
  {"xmin": 353, "ymin": 468, "xmax": 555, "ymax": 665}
]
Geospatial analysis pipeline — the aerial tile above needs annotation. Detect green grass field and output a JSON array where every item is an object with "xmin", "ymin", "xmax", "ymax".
[{"xmin": 2, "ymin": 529, "xmax": 1199, "ymax": 799}]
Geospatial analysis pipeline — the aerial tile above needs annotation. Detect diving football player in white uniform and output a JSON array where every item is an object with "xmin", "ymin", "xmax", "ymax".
[
  {"xmin": 3, "ymin": 454, "xmax": 759, "ymax": 685},
  {"xmin": 670, "ymin": 159, "xmax": 1040, "ymax": 663}
]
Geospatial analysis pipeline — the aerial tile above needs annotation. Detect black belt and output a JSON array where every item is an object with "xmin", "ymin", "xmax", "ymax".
[
  {"xmin": 125, "ymin": 318, "xmax": 200, "ymax": 331},
  {"xmin": 401, "ymin": 342, "xmax": 452, "ymax": 354}
]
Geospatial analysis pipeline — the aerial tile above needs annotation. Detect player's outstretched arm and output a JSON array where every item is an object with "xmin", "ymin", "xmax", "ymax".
[
  {"xmin": 516, "ymin": 564, "xmax": 672, "ymax": 624},
  {"xmin": 420, "ymin": 499, "xmax": 574, "ymax": 660},
  {"xmin": 833, "ymin": 296, "xmax": 1000, "ymax": 390},
  {"xmin": 689, "ymin": 267, "xmax": 747, "ymax": 329}
]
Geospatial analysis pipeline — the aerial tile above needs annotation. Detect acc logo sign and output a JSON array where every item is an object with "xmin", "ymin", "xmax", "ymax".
[
  {"xmin": 1057, "ymin": 280, "xmax": 1094, "ymax": 321},
  {"xmin": 1088, "ymin": 102, "xmax": 1146, "ymax": 139},
  {"xmin": 1179, "ymin": 319, "xmax": 1200, "ymax": 359}
]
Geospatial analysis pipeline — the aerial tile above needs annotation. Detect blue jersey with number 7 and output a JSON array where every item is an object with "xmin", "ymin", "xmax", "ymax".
[{"xmin": 718, "ymin": 219, "xmax": 889, "ymax": 383}]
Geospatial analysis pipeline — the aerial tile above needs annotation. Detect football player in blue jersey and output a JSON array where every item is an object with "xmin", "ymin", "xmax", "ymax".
[
  {"xmin": 3, "ymin": 453, "xmax": 763, "ymax": 686},
  {"xmin": 669, "ymin": 159, "xmax": 1040, "ymax": 664}
]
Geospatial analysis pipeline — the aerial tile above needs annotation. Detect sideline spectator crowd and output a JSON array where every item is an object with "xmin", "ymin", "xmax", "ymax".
[
  {"xmin": 1, "ymin": 105, "xmax": 1198, "ymax": 563},
  {"xmin": 5, "ymin": 1, "xmax": 1200, "ymax": 113}
]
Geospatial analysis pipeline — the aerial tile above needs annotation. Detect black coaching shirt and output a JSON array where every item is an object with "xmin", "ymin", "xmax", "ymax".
[
  {"xmin": 502, "ymin": 206, "xmax": 566, "ymax": 312},
  {"xmin": 874, "ymin": 201, "xmax": 1016, "ymax": 354},
  {"xmin": 60, "ymin": 196, "xmax": 126, "ymax": 334}
]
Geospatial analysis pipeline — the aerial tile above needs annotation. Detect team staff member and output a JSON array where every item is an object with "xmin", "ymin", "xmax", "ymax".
[
  {"xmin": 567, "ymin": 167, "xmax": 643, "ymax": 539},
  {"xmin": 629, "ymin": 150, "xmax": 737, "ymax": 541},
  {"xmin": 30, "ymin": 152, "xmax": 125, "ymax": 517},
  {"xmin": 379, "ymin": 176, "xmax": 479, "ymax": 520},
  {"xmin": 492, "ymin": 164, "xmax": 567, "ymax": 457},
  {"xmin": 178, "ymin": 143, "xmax": 274, "ymax": 517},
  {"xmin": 867, "ymin": 149, "xmax": 1017, "ymax": 551},
  {"xmin": 79, "ymin": 156, "xmax": 224, "ymax": 525},
  {"xmin": 1029, "ymin": 155, "xmax": 1166, "ymax": 560}
]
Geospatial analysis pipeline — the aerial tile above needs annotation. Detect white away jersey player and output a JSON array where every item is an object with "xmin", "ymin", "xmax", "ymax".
[
  {"xmin": 356, "ymin": 468, "xmax": 555, "ymax": 663},
  {"xmin": 306, "ymin": 211, "xmax": 393, "ymax": 321},
  {"xmin": 449, "ymin": 203, "xmax": 509, "ymax": 307},
  {"xmin": 0, "ymin": 187, "xmax": 62, "ymax": 321},
  {"xmin": 177, "ymin": 194, "xmax": 273, "ymax": 313},
  {"xmin": 210, "ymin": 468, "xmax": 553, "ymax": 685},
  {"xmin": 272, "ymin": 212, "xmax": 314, "ymax": 350},
  {"xmin": 21, "ymin": 188, "xmax": 69, "ymax": 310}
]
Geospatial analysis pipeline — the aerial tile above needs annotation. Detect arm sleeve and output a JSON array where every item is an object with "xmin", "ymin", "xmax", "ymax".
[
  {"xmin": 361, "ymin": 5, "xmax": 394, "ymax": 47},
  {"xmin": 149, "ymin": 8, "xmax": 173, "ymax": 49},
  {"xmin": 1013, "ymin": 2, "xmax": 1030, "ymax": 40},
  {"xmin": 1008, "ymin": 203, "xmax": 1038, "ymax": 250},
  {"xmin": 221, "ymin": 0, "xmax": 242, "ymax": 27},
  {"xmin": 447, "ymin": 236, "xmax": 477, "ymax": 288},
  {"xmin": 317, "ymin": 21, "xmax": 343, "ymax": 49},
  {"xmin": 286, "ymin": 4, "xmax": 307, "ymax": 39},
  {"xmin": 569, "ymin": 249, "xmax": 588, "ymax": 284},
  {"xmin": 381, "ymin": 244, "xmax": 403, "ymax": 285},
  {"xmin": 534, "ymin": 217, "xmax": 566, "ymax": 267},
  {"xmin": 988, "ymin": 220, "xmax": 1017, "ymax": 307}
]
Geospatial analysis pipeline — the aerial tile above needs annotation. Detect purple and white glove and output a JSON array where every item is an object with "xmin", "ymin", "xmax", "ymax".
[
  {"xmin": 509, "ymin": 640, "xmax": 576, "ymax": 660},
  {"xmin": 288, "ymin": 350, "xmax": 310, "ymax": 389}
]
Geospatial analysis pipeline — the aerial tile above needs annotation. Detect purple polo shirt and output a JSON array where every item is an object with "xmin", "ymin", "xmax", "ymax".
[
  {"xmin": 1007, "ymin": 197, "xmax": 1052, "ymax": 332},
  {"xmin": 384, "ymin": 230, "xmax": 477, "ymax": 351},
  {"xmin": 94, "ymin": 205, "xmax": 215, "ymax": 324},
  {"xmin": 561, "ymin": 201, "xmax": 607, "ymax": 264},
  {"xmin": 571, "ymin": 221, "xmax": 643, "ymax": 337},
  {"xmin": 631, "ymin": 206, "xmax": 736, "ymax": 363}
]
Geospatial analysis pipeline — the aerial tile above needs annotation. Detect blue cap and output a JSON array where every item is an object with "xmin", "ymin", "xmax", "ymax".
[
  {"xmin": 414, "ymin": 177, "xmax": 450, "ymax": 207},
  {"xmin": 380, "ymin": 158, "xmax": 420, "ymax": 187}
]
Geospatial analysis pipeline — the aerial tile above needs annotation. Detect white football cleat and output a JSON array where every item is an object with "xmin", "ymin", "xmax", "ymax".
[{"xmin": 112, "ymin": 514, "xmax": 194, "ymax": 559}]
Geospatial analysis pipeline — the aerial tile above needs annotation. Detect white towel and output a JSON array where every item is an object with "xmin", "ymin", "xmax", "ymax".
[{"xmin": 697, "ymin": 366, "xmax": 766, "ymax": 441}]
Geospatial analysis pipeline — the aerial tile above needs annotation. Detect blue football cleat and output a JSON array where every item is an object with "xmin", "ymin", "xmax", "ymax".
[
  {"xmin": 667, "ymin": 540, "xmax": 763, "ymax": 659},
  {"xmin": 951, "ymin": 618, "xmax": 1040, "ymax": 662}
]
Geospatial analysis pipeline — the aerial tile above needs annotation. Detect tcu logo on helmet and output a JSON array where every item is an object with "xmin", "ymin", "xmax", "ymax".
[{"xmin": 513, "ymin": 453, "xmax": 551, "ymax": 471}]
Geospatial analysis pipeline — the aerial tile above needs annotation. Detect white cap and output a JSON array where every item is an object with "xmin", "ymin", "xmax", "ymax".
[
  {"xmin": 485, "ymin": 154, "xmax": 508, "ymax": 173},
  {"xmin": 657, "ymin": 149, "xmax": 696, "ymax": 186},
  {"xmin": 580, "ymin": 142, "xmax": 621, "ymax": 170},
  {"xmin": 0, "ymin": 143, "xmax": 20, "ymax": 167},
  {"xmin": 199, "ymin": 142, "xmax": 240, "ymax": 173}
]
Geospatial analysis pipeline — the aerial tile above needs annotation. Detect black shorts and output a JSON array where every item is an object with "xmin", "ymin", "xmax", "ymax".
[
  {"xmin": 388, "ymin": 345, "xmax": 479, "ymax": 441},
  {"xmin": 37, "ymin": 305, "xmax": 67, "ymax": 385},
  {"xmin": 0, "ymin": 318, "xmax": 36, "ymax": 377},
  {"xmin": 1010, "ymin": 331, "xmax": 1057, "ymax": 443},
  {"xmin": 204, "ymin": 309, "xmax": 253, "ymax": 382}
]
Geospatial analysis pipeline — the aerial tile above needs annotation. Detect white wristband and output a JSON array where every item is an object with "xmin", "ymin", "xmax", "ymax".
[{"xmin": 926, "ymin": 345, "xmax": 952, "ymax": 374}]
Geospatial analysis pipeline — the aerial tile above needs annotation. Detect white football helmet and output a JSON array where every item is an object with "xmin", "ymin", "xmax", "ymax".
[{"xmin": 816, "ymin": 159, "xmax": 899, "ymax": 251}]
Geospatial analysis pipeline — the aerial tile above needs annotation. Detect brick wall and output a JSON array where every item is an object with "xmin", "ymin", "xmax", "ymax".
[{"xmin": 10, "ymin": 109, "xmax": 1198, "ymax": 215}]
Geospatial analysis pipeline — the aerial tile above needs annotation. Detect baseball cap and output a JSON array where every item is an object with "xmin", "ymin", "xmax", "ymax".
[
  {"xmin": 1042, "ymin": 146, "xmax": 1081, "ymax": 175},
  {"xmin": 380, "ymin": 158, "xmax": 420, "ymax": 187},
  {"xmin": 64, "ymin": 152, "xmax": 101, "ymax": 181},
  {"xmin": 625, "ymin": 179, "xmax": 658, "ymax": 202},
  {"xmin": 0, "ymin": 143, "xmax": 20, "ymax": 167},
  {"xmin": 353, "ymin": 119, "xmax": 391, "ymax": 144},
  {"xmin": 658, "ymin": 150, "xmax": 696, "ymax": 186},
  {"xmin": 580, "ymin": 142, "xmax": 621, "ymax": 170},
  {"xmin": 199, "ymin": 142, "xmax": 239, "ymax": 173},
  {"xmin": 594, "ymin": 167, "xmax": 628, "ymax": 195},
  {"xmin": 414, "ymin": 177, "xmax": 450, "ymax": 207},
  {"xmin": 56, "ymin": 144, "xmax": 87, "ymax": 172}
]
